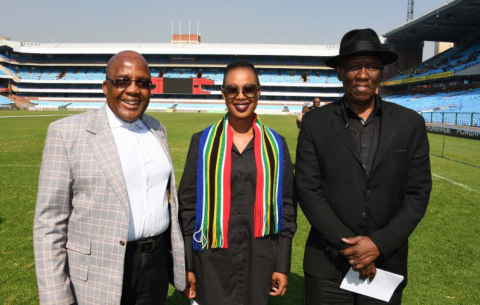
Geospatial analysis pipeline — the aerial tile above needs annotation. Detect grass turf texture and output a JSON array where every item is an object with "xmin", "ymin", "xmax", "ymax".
[{"xmin": 0, "ymin": 110, "xmax": 479, "ymax": 304}]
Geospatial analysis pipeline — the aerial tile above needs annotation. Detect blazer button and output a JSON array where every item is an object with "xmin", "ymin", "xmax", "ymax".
[
  {"xmin": 364, "ymin": 188, "xmax": 371, "ymax": 194},
  {"xmin": 357, "ymin": 224, "xmax": 364, "ymax": 229},
  {"xmin": 119, "ymin": 240, "xmax": 126, "ymax": 246}
]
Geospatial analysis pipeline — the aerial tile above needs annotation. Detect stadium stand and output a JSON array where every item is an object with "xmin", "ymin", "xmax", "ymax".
[
  {"xmin": 32, "ymin": 101, "xmax": 71, "ymax": 108},
  {"xmin": 144, "ymin": 102, "xmax": 299, "ymax": 114},
  {"xmin": 197, "ymin": 57, "xmax": 218, "ymax": 65},
  {"xmin": 2, "ymin": 64, "xmax": 15, "ymax": 75},
  {"xmin": 386, "ymin": 89, "xmax": 480, "ymax": 111},
  {"xmin": 385, "ymin": 88, "xmax": 480, "ymax": 126},
  {"xmin": 0, "ymin": 39, "xmax": 360, "ymax": 109},
  {"xmin": 63, "ymin": 68, "xmax": 105, "ymax": 80},
  {"xmin": 8, "ymin": 63, "xmax": 339, "ymax": 85},
  {"xmin": 392, "ymin": 40, "xmax": 480, "ymax": 80},
  {"xmin": 0, "ymin": 52, "xmax": 112, "ymax": 64},
  {"xmin": 1, "ymin": 51, "xmax": 331, "ymax": 68},
  {"xmin": 0, "ymin": 95, "xmax": 12, "ymax": 104},
  {"xmin": 201, "ymin": 69, "xmax": 219, "ymax": 81}
]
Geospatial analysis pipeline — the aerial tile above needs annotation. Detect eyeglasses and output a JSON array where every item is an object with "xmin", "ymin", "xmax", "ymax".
[
  {"xmin": 106, "ymin": 77, "xmax": 154, "ymax": 90},
  {"xmin": 221, "ymin": 84, "xmax": 261, "ymax": 99}
]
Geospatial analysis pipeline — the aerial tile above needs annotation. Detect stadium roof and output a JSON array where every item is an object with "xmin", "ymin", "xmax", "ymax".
[
  {"xmin": 0, "ymin": 39, "xmax": 339, "ymax": 57},
  {"xmin": 384, "ymin": 0, "xmax": 480, "ymax": 43}
]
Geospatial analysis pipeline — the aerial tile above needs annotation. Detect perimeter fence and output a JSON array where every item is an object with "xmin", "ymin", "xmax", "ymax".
[{"xmin": 421, "ymin": 112, "xmax": 480, "ymax": 127}]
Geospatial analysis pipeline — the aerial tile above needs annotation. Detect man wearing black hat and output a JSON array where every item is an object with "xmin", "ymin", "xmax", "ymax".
[{"xmin": 296, "ymin": 29, "xmax": 431, "ymax": 304}]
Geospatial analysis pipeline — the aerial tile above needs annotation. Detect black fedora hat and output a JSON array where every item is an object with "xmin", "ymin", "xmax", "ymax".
[{"xmin": 325, "ymin": 28, "xmax": 398, "ymax": 68}]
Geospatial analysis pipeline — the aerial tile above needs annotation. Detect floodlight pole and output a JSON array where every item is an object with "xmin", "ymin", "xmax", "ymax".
[{"xmin": 407, "ymin": 0, "xmax": 414, "ymax": 21}]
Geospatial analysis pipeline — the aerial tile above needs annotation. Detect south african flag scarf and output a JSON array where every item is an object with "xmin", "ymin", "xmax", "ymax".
[{"xmin": 193, "ymin": 113, "xmax": 284, "ymax": 251}]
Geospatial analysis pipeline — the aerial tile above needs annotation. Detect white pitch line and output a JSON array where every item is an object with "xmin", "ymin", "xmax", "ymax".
[
  {"xmin": 432, "ymin": 173, "xmax": 480, "ymax": 194},
  {"xmin": 0, "ymin": 114, "xmax": 71, "ymax": 119}
]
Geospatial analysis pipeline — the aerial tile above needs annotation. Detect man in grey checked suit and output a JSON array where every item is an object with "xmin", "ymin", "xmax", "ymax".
[{"xmin": 34, "ymin": 51, "xmax": 185, "ymax": 304}]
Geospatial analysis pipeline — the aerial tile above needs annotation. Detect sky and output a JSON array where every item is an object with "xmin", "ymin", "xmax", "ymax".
[{"xmin": 0, "ymin": 0, "xmax": 451, "ymax": 60}]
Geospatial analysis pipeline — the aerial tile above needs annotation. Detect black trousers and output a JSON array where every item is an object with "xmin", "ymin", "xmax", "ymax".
[
  {"xmin": 305, "ymin": 273, "xmax": 403, "ymax": 305},
  {"xmin": 121, "ymin": 234, "xmax": 170, "ymax": 305}
]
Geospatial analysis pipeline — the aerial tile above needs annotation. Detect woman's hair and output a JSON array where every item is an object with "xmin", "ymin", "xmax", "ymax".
[{"xmin": 223, "ymin": 60, "xmax": 260, "ymax": 86}]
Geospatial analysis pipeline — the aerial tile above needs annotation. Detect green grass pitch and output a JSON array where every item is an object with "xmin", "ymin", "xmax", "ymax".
[{"xmin": 0, "ymin": 110, "xmax": 479, "ymax": 304}]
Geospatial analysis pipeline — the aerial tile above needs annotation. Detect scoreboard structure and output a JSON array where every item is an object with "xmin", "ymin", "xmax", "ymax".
[{"xmin": 151, "ymin": 77, "xmax": 214, "ymax": 94}]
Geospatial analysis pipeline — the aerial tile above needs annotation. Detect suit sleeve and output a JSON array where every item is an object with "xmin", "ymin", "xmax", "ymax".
[
  {"xmin": 368, "ymin": 116, "xmax": 432, "ymax": 259},
  {"xmin": 296, "ymin": 114, "xmax": 356, "ymax": 258},
  {"xmin": 275, "ymin": 137, "xmax": 296, "ymax": 274},
  {"xmin": 178, "ymin": 133, "xmax": 200, "ymax": 271},
  {"xmin": 33, "ymin": 124, "xmax": 75, "ymax": 305}
]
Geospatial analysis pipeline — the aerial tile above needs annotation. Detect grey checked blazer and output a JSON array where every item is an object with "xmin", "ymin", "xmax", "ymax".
[{"xmin": 34, "ymin": 105, "xmax": 186, "ymax": 305}]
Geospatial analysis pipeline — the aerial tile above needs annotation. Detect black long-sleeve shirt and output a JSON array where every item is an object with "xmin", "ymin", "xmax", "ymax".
[
  {"xmin": 344, "ymin": 97, "xmax": 381, "ymax": 177},
  {"xmin": 179, "ymin": 131, "xmax": 296, "ymax": 305}
]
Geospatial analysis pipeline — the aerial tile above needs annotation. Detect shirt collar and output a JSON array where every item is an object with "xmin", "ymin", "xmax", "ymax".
[
  {"xmin": 106, "ymin": 104, "xmax": 146, "ymax": 130},
  {"xmin": 343, "ymin": 95, "xmax": 382, "ymax": 120}
]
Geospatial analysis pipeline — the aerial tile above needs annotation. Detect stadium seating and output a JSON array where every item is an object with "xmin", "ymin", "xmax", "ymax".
[
  {"xmin": 169, "ymin": 102, "xmax": 296, "ymax": 114},
  {"xmin": 2, "ymin": 51, "xmax": 332, "ymax": 69},
  {"xmin": 385, "ymin": 88, "xmax": 480, "ymax": 126},
  {"xmin": 32, "ymin": 101, "xmax": 71, "ymax": 108},
  {"xmin": 63, "ymin": 67, "xmax": 105, "ymax": 80},
  {"xmin": 308, "ymin": 71, "xmax": 341, "ymax": 84},
  {"xmin": 3, "ymin": 56, "xmax": 338, "ymax": 85},
  {"xmin": 1, "ymin": 53, "xmax": 111, "ymax": 64},
  {"xmin": 1, "ymin": 64, "xmax": 16, "ymax": 76},
  {"xmin": 201, "ymin": 69, "xmax": 219, "ymax": 81},
  {"xmin": 65, "ymin": 102, "xmax": 105, "ymax": 108},
  {"xmin": 1, "ymin": 48, "xmax": 343, "ymax": 105},
  {"xmin": 261, "ymin": 57, "xmax": 280, "ymax": 65},
  {"xmin": 48, "ymin": 100, "xmax": 301, "ymax": 114},
  {"xmin": 163, "ymin": 69, "xmax": 197, "ymax": 78},
  {"xmin": 16, "ymin": 83, "xmax": 101, "ymax": 90},
  {"xmin": 197, "ymin": 57, "xmax": 218, "ymax": 64},
  {"xmin": 143, "ymin": 55, "xmax": 168, "ymax": 64},
  {"xmin": 304, "ymin": 58, "xmax": 323, "ymax": 66},
  {"xmin": 0, "ymin": 95, "xmax": 12, "ymax": 104},
  {"xmin": 391, "ymin": 40, "xmax": 480, "ymax": 80}
]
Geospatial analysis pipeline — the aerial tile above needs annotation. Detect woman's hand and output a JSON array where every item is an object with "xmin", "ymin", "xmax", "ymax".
[
  {"xmin": 181, "ymin": 271, "xmax": 197, "ymax": 299},
  {"xmin": 269, "ymin": 272, "xmax": 288, "ymax": 296}
]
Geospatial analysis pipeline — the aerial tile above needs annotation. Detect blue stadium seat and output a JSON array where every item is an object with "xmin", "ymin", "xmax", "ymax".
[{"xmin": 385, "ymin": 88, "xmax": 480, "ymax": 126}]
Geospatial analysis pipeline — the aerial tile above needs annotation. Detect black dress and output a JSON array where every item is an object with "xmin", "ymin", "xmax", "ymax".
[{"xmin": 179, "ymin": 131, "xmax": 296, "ymax": 305}]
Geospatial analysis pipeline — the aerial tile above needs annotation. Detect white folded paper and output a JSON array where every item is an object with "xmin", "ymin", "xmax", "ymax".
[{"xmin": 340, "ymin": 267, "xmax": 404, "ymax": 302}]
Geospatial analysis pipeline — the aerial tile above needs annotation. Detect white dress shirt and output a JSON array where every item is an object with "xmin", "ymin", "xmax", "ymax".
[{"xmin": 106, "ymin": 106, "xmax": 171, "ymax": 241}]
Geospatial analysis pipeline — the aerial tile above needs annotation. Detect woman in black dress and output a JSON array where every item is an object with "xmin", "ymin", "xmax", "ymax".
[{"xmin": 179, "ymin": 60, "xmax": 296, "ymax": 305}]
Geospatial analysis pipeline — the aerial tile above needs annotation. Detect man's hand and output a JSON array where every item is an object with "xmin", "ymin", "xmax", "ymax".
[
  {"xmin": 358, "ymin": 262, "xmax": 377, "ymax": 282},
  {"xmin": 269, "ymin": 272, "xmax": 288, "ymax": 296},
  {"xmin": 181, "ymin": 271, "xmax": 196, "ymax": 299},
  {"xmin": 339, "ymin": 236, "xmax": 380, "ymax": 270}
]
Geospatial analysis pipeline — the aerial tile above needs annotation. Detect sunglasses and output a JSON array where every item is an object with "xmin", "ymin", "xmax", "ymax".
[
  {"xmin": 106, "ymin": 77, "xmax": 154, "ymax": 90},
  {"xmin": 221, "ymin": 84, "xmax": 261, "ymax": 99}
]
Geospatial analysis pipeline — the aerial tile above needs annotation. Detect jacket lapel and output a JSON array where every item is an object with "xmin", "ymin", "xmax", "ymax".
[
  {"xmin": 372, "ymin": 99, "xmax": 398, "ymax": 172},
  {"xmin": 86, "ymin": 105, "xmax": 130, "ymax": 217},
  {"xmin": 331, "ymin": 100, "xmax": 362, "ymax": 165}
]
